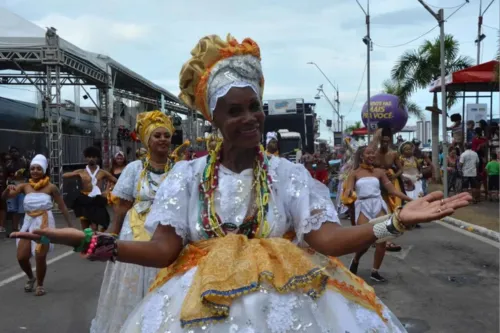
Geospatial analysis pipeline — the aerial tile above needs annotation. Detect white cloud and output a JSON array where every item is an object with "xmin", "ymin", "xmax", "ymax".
[
  {"xmin": 0, "ymin": 0, "xmax": 498, "ymax": 139},
  {"xmin": 33, "ymin": 14, "xmax": 150, "ymax": 54}
]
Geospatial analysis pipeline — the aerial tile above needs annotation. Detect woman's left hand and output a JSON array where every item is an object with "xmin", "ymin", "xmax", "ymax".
[{"xmin": 399, "ymin": 191, "xmax": 472, "ymax": 226}]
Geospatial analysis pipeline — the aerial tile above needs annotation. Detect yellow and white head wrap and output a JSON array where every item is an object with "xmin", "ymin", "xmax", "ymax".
[
  {"xmin": 135, "ymin": 111, "xmax": 175, "ymax": 147},
  {"xmin": 179, "ymin": 34, "xmax": 265, "ymax": 121}
]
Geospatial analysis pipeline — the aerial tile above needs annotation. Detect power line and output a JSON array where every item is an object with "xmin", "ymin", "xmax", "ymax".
[
  {"xmin": 373, "ymin": 25, "xmax": 438, "ymax": 48},
  {"xmin": 483, "ymin": 23, "xmax": 499, "ymax": 31},
  {"xmin": 346, "ymin": 62, "xmax": 367, "ymax": 116},
  {"xmin": 426, "ymin": 1, "xmax": 465, "ymax": 10},
  {"xmin": 372, "ymin": 1, "xmax": 469, "ymax": 49}
]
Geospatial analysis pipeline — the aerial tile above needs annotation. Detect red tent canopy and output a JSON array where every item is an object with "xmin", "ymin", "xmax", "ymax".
[
  {"xmin": 429, "ymin": 60, "xmax": 499, "ymax": 92},
  {"xmin": 351, "ymin": 127, "xmax": 368, "ymax": 135}
]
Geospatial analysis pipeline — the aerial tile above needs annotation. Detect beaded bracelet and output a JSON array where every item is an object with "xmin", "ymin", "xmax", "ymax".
[
  {"xmin": 393, "ymin": 206, "xmax": 414, "ymax": 232},
  {"xmin": 82, "ymin": 233, "xmax": 118, "ymax": 262},
  {"xmin": 73, "ymin": 228, "xmax": 94, "ymax": 253}
]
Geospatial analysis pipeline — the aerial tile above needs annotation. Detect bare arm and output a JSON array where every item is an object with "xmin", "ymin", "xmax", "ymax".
[
  {"xmin": 63, "ymin": 170, "xmax": 81, "ymax": 179},
  {"xmin": 367, "ymin": 128, "xmax": 382, "ymax": 151},
  {"xmin": 378, "ymin": 169, "xmax": 412, "ymax": 202},
  {"xmin": 305, "ymin": 222, "xmax": 377, "ymax": 257},
  {"xmin": 51, "ymin": 185, "xmax": 74, "ymax": 227},
  {"xmin": 393, "ymin": 152, "xmax": 404, "ymax": 178},
  {"xmin": 109, "ymin": 199, "xmax": 133, "ymax": 235},
  {"xmin": 345, "ymin": 171, "xmax": 356, "ymax": 197},
  {"xmin": 116, "ymin": 225, "xmax": 183, "ymax": 267},
  {"xmin": 2, "ymin": 184, "xmax": 24, "ymax": 200}
]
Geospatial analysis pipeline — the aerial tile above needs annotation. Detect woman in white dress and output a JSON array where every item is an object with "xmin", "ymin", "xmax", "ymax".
[
  {"xmin": 2, "ymin": 154, "xmax": 73, "ymax": 296},
  {"xmin": 12, "ymin": 34, "xmax": 471, "ymax": 333},
  {"xmin": 90, "ymin": 111, "xmax": 176, "ymax": 333},
  {"xmin": 399, "ymin": 141, "xmax": 424, "ymax": 200},
  {"xmin": 344, "ymin": 146, "xmax": 412, "ymax": 282}
]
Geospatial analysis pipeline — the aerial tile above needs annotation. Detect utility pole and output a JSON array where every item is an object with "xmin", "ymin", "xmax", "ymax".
[
  {"xmin": 418, "ymin": 0, "xmax": 448, "ymax": 198},
  {"xmin": 475, "ymin": 0, "xmax": 494, "ymax": 103},
  {"xmin": 357, "ymin": 0, "xmax": 371, "ymax": 142}
]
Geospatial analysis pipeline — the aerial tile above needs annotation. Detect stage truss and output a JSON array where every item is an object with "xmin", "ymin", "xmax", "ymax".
[{"xmin": 0, "ymin": 28, "xmax": 193, "ymax": 191}]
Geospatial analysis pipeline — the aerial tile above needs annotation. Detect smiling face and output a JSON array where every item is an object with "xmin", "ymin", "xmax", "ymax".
[
  {"xmin": 362, "ymin": 147, "xmax": 376, "ymax": 165},
  {"xmin": 148, "ymin": 127, "xmax": 171, "ymax": 155},
  {"xmin": 212, "ymin": 86, "xmax": 264, "ymax": 149},
  {"xmin": 30, "ymin": 164, "xmax": 44, "ymax": 180}
]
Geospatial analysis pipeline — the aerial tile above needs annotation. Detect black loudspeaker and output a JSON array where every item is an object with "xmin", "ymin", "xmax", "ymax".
[
  {"xmin": 171, "ymin": 130, "xmax": 183, "ymax": 145},
  {"xmin": 326, "ymin": 119, "xmax": 332, "ymax": 127}
]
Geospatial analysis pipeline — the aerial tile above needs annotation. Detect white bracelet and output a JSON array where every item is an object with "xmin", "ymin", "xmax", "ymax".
[{"xmin": 372, "ymin": 216, "xmax": 403, "ymax": 243}]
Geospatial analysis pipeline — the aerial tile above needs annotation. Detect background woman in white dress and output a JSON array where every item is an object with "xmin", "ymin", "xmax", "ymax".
[
  {"xmin": 11, "ymin": 35, "xmax": 471, "ymax": 333},
  {"xmin": 2, "ymin": 154, "xmax": 73, "ymax": 296},
  {"xmin": 90, "ymin": 111, "xmax": 176, "ymax": 333},
  {"xmin": 344, "ymin": 146, "xmax": 412, "ymax": 282}
]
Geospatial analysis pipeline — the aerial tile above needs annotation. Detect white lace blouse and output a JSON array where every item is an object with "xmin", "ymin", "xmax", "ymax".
[{"xmin": 145, "ymin": 156, "xmax": 339, "ymax": 244}]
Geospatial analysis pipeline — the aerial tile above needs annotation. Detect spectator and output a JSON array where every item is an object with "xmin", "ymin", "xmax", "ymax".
[
  {"xmin": 448, "ymin": 113, "xmax": 463, "ymax": 153},
  {"xmin": 489, "ymin": 123, "xmax": 499, "ymax": 156},
  {"xmin": 446, "ymin": 147, "xmax": 458, "ymax": 193},
  {"xmin": 485, "ymin": 153, "xmax": 499, "ymax": 201},
  {"xmin": 472, "ymin": 127, "xmax": 489, "ymax": 200},
  {"xmin": 466, "ymin": 120, "xmax": 475, "ymax": 145},
  {"xmin": 459, "ymin": 143, "xmax": 480, "ymax": 203}
]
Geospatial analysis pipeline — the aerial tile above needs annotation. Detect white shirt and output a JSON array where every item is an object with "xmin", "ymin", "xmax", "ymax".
[{"xmin": 459, "ymin": 149, "xmax": 479, "ymax": 177}]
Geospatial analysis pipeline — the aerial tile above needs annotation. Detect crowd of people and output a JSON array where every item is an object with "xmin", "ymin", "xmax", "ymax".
[{"xmin": 3, "ymin": 34, "xmax": 473, "ymax": 333}]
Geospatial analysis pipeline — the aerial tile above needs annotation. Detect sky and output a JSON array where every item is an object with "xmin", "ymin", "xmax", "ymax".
[{"xmin": 0, "ymin": 0, "xmax": 499, "ymax": 141}]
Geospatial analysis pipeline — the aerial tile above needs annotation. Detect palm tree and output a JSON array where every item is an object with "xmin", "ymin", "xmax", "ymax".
[
  {"xmin": 381, "ymin": 79, "xmax": 424, "ymax": 120},
  {"xmin": 345, "ymin": 121, "xmax": 362, "ymax": 134},
  {"xmin": 391, "ymin": 34, "xmax": 473, "ymax": 182}
]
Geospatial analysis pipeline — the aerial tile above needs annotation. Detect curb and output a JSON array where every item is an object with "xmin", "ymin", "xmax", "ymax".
[{"xmin": 440, "ymin": 216, "xmax": 500, "ymax": 243}]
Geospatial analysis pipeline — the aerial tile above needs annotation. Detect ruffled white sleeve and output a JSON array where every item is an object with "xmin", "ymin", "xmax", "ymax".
[
  {"xmin": 144, "ymin": 161, "xmax": 192, "ymax": 241},
  {"xmin": 111, "ymin": 160, "xmax": 142, "ymax": 201},
  {"xmin": 282, "ymin": 161, "xmax": 339, "ymax": 243}
]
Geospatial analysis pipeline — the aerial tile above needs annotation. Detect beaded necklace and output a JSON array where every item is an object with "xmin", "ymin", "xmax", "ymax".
[
  {"xmin": 198, "ymin": 142, "xmax": 272, "ymax": 239},
  {"xmin": 136, "ymin": 157, "xmax": 173, "ymax": 198}
]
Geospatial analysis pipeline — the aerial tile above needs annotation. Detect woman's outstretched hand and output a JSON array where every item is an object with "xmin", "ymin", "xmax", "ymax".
[
  {"xmin": 10, "ymin": 228, "xmax": 84, "ymax": 248},
  {"xmin": 399, "ymin": 191, "xmax": 472, "ymax": 226}
]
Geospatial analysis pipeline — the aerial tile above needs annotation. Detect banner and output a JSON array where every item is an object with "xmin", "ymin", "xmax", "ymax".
[
  {"xmin": 466, "ymin": 103, "xmax": 488, "ymax": 123},
  {"xmin": 268, "ymin": 99, "xmax": 297, "ymax": 115}
]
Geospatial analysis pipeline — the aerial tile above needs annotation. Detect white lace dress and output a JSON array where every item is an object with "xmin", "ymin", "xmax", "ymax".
[
  {"xmin": 354, "ymin": 177, "xmax": 389, "ymax": 223},
  {"xmin": 17, "ymin": 193, "xmax": 55, "ymax": 256},
  {"xmin": 121, "ymin": 157, "xmax": 407, "ymax": 333},
  {"xmin": 90, "ymin": 160, "xmax": 165, "ymax": 333}
]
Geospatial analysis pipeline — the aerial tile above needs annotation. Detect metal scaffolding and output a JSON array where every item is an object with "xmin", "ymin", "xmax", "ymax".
[{"xmin": 0, "ymin": 20, "xmax": 191, "ymax": 190}]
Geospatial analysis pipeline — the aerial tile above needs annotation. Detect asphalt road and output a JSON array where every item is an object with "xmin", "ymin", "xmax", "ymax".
[{"xmin": 0, "ymin": 216, "xmax": 498, "ymax": 333}]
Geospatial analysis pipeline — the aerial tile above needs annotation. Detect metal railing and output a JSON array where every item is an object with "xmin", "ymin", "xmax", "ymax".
[{"xmin": 0, "ymin": 128, "xmax": 95, "ymax": 165}]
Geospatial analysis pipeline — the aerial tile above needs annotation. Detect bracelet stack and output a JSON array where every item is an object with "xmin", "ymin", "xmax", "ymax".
[{"xmin": 74, "ymin": 228, "xmax": 119, "ymax": 262}]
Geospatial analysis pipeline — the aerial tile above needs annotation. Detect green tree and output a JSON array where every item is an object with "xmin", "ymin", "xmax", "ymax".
[
  {"xmin": 381, "ymin": 79, "xmax": 424, "ymax": 120},
  {"xmin": 345, "ymin": 121, "xmax": 362, "ymax": 134},
  {"xmin": 391, "ymin": 34, "xmax": 473, "ymax": 182}
]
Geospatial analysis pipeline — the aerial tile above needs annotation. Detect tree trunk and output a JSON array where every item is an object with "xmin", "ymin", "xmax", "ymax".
[{"xmin": 431, "ymin": 92, "xmax": 441, "ymax": 183}]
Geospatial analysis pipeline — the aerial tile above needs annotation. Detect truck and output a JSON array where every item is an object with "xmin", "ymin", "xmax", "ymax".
[{"xmin": 263, "ymin": 99, "xmax": 318, "ymax": 162}]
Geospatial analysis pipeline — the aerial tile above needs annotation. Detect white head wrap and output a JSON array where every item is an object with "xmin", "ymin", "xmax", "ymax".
[
  {"xmin": 207, "ymin": 55, "xmax": 263, "ymax": 115},
  {"xmin": 30, "ymin": 154, "xmax": 48, "ymax": 174},
  {"xmin": 266, "ymin": 132, "xmax": 278, "ymax": 145}
]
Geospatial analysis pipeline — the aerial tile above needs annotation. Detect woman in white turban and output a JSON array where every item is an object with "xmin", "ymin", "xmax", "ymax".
[
  {"xmin": 2, "ymin": 154, "xmax": 73, "ymax": 296},
  {"xmin": 266, "ymin": 131, "xmax": 279, "ymax": 157}
]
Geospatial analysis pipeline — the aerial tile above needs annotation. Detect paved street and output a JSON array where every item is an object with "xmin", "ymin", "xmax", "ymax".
[{"xmin": 0, "ymin": 216, "xmax": 498, "ymax": 333}]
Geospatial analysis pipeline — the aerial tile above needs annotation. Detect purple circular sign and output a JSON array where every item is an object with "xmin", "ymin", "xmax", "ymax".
[{"xmin": 361, "ymin": 94, "xmax": 408, "ymax": 133}]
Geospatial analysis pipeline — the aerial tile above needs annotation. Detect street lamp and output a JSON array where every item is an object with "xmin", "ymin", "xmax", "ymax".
[
  {"xmin": 315, "ymin": 85, "xmax": 343, "ymax": 134},
  {"xmin": 307, "ymin": 62, "xmax": 341, "ymax": 131}
]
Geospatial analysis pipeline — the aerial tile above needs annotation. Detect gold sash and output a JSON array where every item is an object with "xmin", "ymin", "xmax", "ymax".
[
  {"xmin": 128, "ymin": 206, "xmax": 151, "ymax": 241},
  {"xmin": 27, "ymin": 210, "xmax": 49, "ymax": 254},
  {"xmin": 150, "ymin": 234, "xmax": 386, "ymax": 328},
  {"xmin": 383, "ymin": 169, "xmax": 402, "ymax": 212}
]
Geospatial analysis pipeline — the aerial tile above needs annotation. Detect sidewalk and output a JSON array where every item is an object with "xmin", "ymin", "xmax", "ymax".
[{"xmin": 428, "ymin": 183, "xmax": 499, "ymax": 232}]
